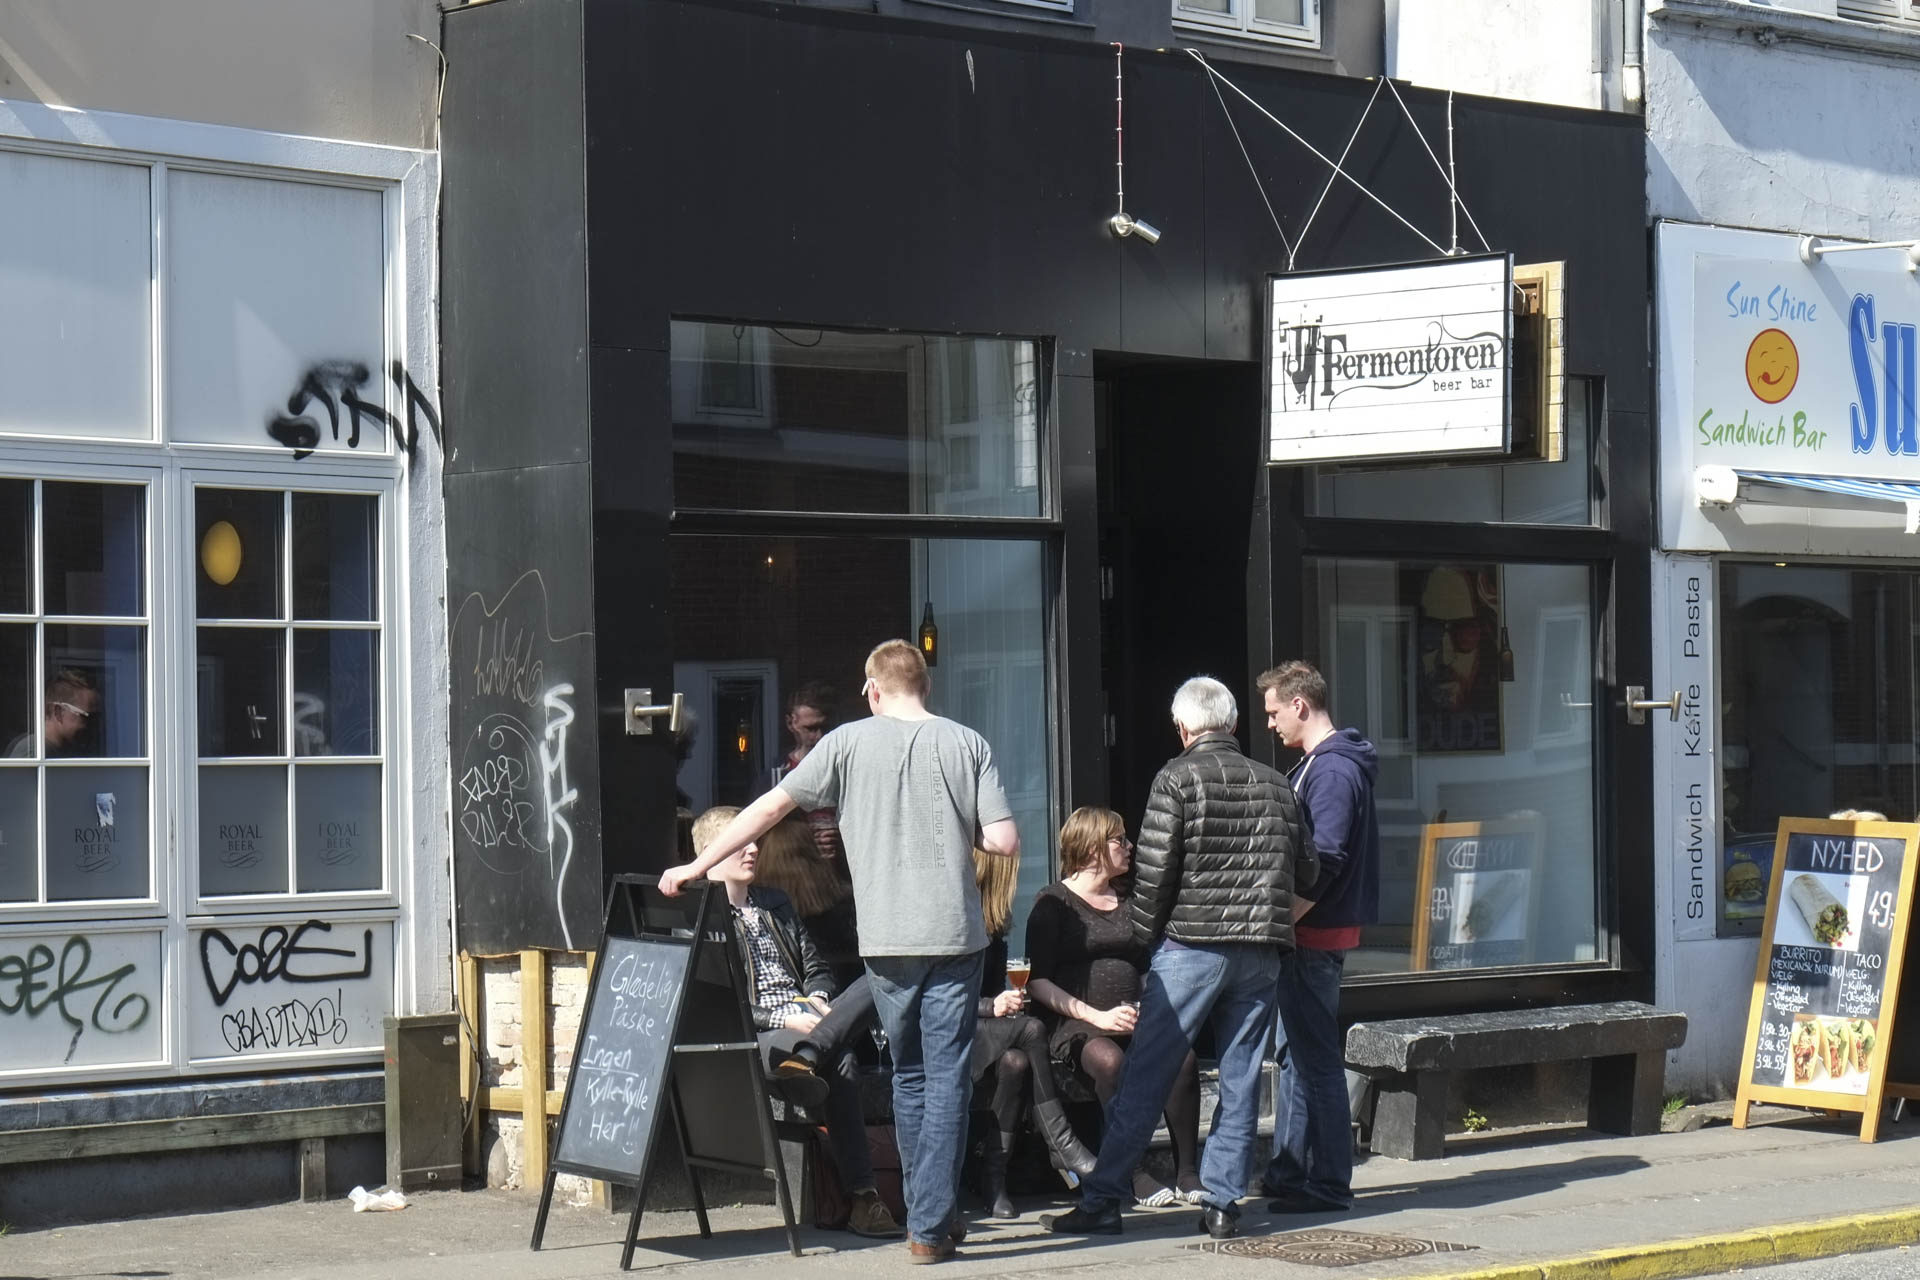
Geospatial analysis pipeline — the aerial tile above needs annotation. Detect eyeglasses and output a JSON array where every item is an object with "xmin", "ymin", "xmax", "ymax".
[
  {"xmin": 51, "ymin": 701, "xmax": 92, "ymax": 721},
  {"xmin": 1419, "ymin": 617, "xmax": 1483, "ymax": 653},
  {"xmin": 861, "ymin": 677, "xmax": 878, "ymax": 699},
  {"xmin": 1106, "ymin": 834, "xmax": 1132, "ymax": 848}
]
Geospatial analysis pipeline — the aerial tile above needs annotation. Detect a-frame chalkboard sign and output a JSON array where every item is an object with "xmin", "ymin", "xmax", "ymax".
[
  {"xmin": 530, "ymin": 876, "xmax": 799, "ymax": 1267},
  {"xmin": 1734, "ymin": 817, "xmax": 1920, "ymax": 1142}
]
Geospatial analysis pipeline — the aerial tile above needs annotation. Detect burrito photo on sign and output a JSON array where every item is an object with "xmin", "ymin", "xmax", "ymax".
[{"xmin": 1789, "ymin": 874, "xmax": 1850, "ymax": 946}]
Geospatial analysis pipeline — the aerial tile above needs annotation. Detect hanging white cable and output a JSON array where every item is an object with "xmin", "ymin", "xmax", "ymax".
[
  {"xmin": 1200, "ymin": 53, "xmax": 1294, "ymax": 264},
  {"xmin": 1383, "ymin": 77, "xmax": 1491, "ymax": 254},
  {"xmin": 1185, "ymin": 50, "xmax": 1448, "ymax": 259},
  {"xmin": 1294, "ymin": 78, "xmax": 1386, "ymax": 271}
]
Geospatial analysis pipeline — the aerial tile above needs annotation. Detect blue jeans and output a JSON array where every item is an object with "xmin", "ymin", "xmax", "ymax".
[
  {"xmin": 1081, "ymin": 940, "xmax": 1280, "ymax": 1215},
  {"xmin": 865, "ymin": 951, "xmax": 983, "ymax": 1245},
  {"xmin": 1265, "ymin": 946, "xmax": 1352, "ymax": 1205}
]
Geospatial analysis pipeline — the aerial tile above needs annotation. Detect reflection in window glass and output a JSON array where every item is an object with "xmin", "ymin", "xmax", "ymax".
[
  {"xmin": 0, "ymin": 768, "xmax": 35, "ymax": 900},
  {"xmin": 43, "ymin": 482, "xmax": 144, "ymax": 617},
  {"xmin": 671, "ymin": 534, "xmax": 1053, "ymax": 952},
  {"xmin": 670, "ymin": 323, "xmax": 1044, "ymax": 518},
  {"xmin": 1308, "ymin": 378, "xmax": 1596, "ymax": 525},
  {"xmin": 44, "ymin": 626, "xmax": 144, "ymax": 758},
  {"xmin": 292, "ymin": 493, "xmax": 377, "ymax": 621},
  {"xmin": 1720, "ymin": 567, "xmax": 1920, "ymax": 930},
  {"xmin": 197, "ymin": 627, "xmax": 283, "ymax": 757},
  {"xmin": 293, "ymin": 629, "xmax": 377, "ymax": 756},
  {"xmin": 0, "ymin": 624, "xmax": 32, "ymax": 757},
  {"xmin": 196, "ymin": 489, "xmax": 283, "ymax": 620},
  {"xmin": 199, "ymin": 765, "xmax": 289, "ymax": 895},
  {"xmin": 1306, "ymin": 559, "xmax": 1596, "ymax": 974},
  {"xmin": 296, "ymin": 764, "xmax": 382, "ymax": 891},
  {"xmin": 0, "ymin": 479, "xmax": 30, "ymax": 614},
  {"xmin": 45, "ymin": 765, "xmax": 149, "ymax": 900}
]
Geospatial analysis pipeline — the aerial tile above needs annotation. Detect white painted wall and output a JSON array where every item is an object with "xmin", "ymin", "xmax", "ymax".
[
  {"xmin": 1646, "ymin": 2, "xmax": 1920, "ymax": 1096},
  {"xmin": 1385, "ymin": 0, "xmax": 1622, "ymax": 111},
  {"xmin": 0, "ymin": 1, "xmax": 442, "ymax": 150}
]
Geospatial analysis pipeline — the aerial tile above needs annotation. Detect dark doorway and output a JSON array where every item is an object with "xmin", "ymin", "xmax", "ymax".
[{"xmin": 1096, "ymin": 359, "xmax": 1266, "ymax": 829}]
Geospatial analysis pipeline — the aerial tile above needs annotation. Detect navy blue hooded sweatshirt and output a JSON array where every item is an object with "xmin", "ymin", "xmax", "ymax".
[{"xmin": 1290, "ymin": 728, "xmax": 1380, "ymax": 931}]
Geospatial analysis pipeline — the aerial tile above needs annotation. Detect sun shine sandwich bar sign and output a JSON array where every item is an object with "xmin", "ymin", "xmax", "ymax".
[{"xmin": 1267, "ymin": 254, "xmax": 1514, "ymax": 464}]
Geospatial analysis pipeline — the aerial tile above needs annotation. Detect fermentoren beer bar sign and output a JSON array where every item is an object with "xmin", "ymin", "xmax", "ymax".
[{"xmin": 1267, "ymin": 254, "xmax": 1515, "ymax": 463}]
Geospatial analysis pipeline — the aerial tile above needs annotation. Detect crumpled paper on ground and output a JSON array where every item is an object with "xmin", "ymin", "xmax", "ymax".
[{"xmin": 348, "ymin": 1185, "xmax": 410, "ymax": 1212}]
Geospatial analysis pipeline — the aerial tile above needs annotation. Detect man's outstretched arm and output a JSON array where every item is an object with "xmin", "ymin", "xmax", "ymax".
[{"xmin": 658, "ymin": 788, "xmax": 798, "ymax": 895}]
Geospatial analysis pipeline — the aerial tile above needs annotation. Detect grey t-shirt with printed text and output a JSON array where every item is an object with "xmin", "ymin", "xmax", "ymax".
[{"xmin": 778, "ymin": 714, "xmax": 1012, "ymax": 957}]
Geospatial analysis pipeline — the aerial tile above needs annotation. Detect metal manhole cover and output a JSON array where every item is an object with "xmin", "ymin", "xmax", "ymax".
[{"xmin": 1185, "ymin": 1227, "xmax": 1478, "ymax": 1267}]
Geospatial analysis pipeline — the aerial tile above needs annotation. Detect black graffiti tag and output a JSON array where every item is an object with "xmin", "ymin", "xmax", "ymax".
[
  {"xmin": 0, "ymin": 935, "xmax": 152, "ymax": 1063},
  {"xmin": 219, "ymin": 990, "xmax": 350, "ymax": 1053},
  {"xmin": 199, "ymin": 919, "xmax": 374, "ymax": 1009},
  {"xmin": 266, "ymin": 360, "xmax": 440, "ymax": 462}
]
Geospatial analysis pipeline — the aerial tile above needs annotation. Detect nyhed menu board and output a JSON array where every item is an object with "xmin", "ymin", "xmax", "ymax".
[{"xmin": 1735, "ymin": 818, "xmax": 1920, "ymax": 1142}]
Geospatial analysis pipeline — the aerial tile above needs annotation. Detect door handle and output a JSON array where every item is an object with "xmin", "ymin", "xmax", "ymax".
[
  {"xmin": 1623, "ymin": 684, "xmax": 1680, "ymax": 726},
  {"xmin": 624, "ymin": 688, "xmax": 684, "ymax": 737}
]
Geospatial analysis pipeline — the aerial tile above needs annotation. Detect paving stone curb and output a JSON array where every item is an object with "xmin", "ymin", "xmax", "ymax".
[{"xmin": 1371, "ymin": 1207, "xmax": 1920, "ymax": 1280}]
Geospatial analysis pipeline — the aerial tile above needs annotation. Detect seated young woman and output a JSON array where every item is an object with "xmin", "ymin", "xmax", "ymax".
[
  {"xmin": 969, "ymin": 848, "xmax": 1098, "ymax": 1217},
  {"xmin": 1025, "ymin": 806, "xmax": 1205, "ymax": 1207}
]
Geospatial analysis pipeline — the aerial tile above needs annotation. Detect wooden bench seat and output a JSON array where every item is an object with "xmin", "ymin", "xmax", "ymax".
[{"xmin": 1344, "ymin": 1000, "xmax": 1688, "ymax": 1160}]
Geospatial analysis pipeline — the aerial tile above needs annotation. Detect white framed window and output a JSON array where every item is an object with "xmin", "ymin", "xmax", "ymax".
[
  {"xmin": 1175, "ymin": 0, "xmax": 1322, "ymax": 48},
  {"xmin": 0, "ymin": 104, "xmax": 431, "ymax": 1087}
]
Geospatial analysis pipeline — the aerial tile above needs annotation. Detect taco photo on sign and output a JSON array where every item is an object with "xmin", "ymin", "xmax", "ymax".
[{"xmin": 1789, "ymin": 1015, "xmax": 1822, "ymax": 1087}]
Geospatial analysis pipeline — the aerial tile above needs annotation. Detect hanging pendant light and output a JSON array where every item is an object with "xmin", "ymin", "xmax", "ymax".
[
  {"xmin": 1497, "ymin": 625, "xmax": 1516, "ymax": 683},
  {"xmin": 918, "ymin": 601, "xmax": 939, "ymax": 667}
]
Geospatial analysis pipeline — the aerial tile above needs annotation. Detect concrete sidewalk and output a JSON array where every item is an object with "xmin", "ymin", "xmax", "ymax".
[{"xmin": 5, "ymin": 1107, "xmax": 1920, "ymax": 1280}]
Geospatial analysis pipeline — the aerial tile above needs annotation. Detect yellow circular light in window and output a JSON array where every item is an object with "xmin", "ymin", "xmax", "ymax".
[{"xmin": 200, "ymin": 520, "xmax": 243, "ymax": 586}]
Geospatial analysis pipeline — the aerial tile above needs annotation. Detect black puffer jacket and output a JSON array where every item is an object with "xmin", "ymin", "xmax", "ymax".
[{"xmin": 1131, "ymin": 732, "xmax": 1319, "ymax": 949}]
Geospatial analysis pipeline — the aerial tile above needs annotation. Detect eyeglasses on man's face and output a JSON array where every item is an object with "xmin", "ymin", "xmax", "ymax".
[{"xmin": 51, "ymin": 701, "xmax": 92, "ymax": 721}]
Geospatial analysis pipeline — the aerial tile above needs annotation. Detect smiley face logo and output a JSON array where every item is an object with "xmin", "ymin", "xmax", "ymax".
[{"xmin": 1746, "ymin": 328, "xmax": 1799, "ymax": 404}]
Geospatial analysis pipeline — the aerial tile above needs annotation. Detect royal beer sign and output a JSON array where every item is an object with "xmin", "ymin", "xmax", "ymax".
[{"xmin": 1266, "ymin": 254, "xmax": 1515, "ymax": 464}]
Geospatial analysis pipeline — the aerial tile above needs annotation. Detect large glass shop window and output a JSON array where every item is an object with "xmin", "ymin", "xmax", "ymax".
[
  {"xmin": 1720, "ymin": 565, "xmax": 1920, "ymax": 927},
  {"xmin": 1305, "ymin": 559, "xmax": 1599, "ymax": 974},
  {"xmin": 195, "ymin": 487, "xmax": 382, "ymax": 898},
  {"xmin": 0, "ymin": 479, "xmax": 152, "ymax": 904}
]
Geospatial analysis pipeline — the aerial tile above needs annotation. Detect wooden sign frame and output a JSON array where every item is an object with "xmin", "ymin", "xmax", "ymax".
[
  {"xmin": 1733, "ymin": 818, "xmax": 1920, "ymax": 1142},
  {"xmin": 1409, "ymin": 815, "xmax": 1545, "ymax": 972},
  {"xmin": 530, "ymin": 877, "xmax": 799, "ymax": 1267}
]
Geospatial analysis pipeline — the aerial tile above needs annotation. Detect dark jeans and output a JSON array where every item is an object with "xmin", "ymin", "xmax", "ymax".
[
  {"xmin": 1265, "ymin": 946, "xmax": 1352, "ymax": 1205},
  {"xmin": 759, "ymin": 976, "xmax": 880, "ymax": 1192},
  {"xmin": 866, "ymin": 950, "xmax": 983, "ymax": 1245},
  {"xmin": 1081, "ymin": 940, "xmax": 1279, "ymax": 1214}
]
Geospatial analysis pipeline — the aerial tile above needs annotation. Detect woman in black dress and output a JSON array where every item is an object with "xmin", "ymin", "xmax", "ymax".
[
  {"xmin": 1025, "ymin": 806, "xmax": 1205, "ymax": 1206},
  {"xmin": 969, "ymin": 847, "xmax": 1098, "ymax": 1217}
]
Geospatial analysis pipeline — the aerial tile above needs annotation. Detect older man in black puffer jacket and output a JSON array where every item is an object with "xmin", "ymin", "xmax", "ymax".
[{"xmin": 1045, "ymin": 676, "xmax": 1316, "ymax": 1242}]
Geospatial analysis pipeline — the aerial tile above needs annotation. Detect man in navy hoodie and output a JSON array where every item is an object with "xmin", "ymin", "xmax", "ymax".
[{"xmin": 1257, "ymin": 660, "xmax": 1379, "ymax": 1213}]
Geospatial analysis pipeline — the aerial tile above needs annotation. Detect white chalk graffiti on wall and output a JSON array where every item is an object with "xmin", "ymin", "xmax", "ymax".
[{"xmin": 540, "ymin": 684, "xmax": 580, "ymax": 949}]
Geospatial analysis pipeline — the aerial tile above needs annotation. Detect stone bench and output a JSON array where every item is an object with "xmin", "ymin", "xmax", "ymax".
[{"xmin": 1344, "ymin": 1000, "xmax": 1688, "ymax": 1160}]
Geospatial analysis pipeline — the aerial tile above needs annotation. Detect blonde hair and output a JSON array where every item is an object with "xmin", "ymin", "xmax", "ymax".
[
  {"xmin": 866, "ymin": 639, "xmax": 931, "ymax": 697},
  {"xmin": 1831, "ymin": 808, "xmax": 1888, "ymax": 822},
  {"xmin": 690, "ymin": 806, "xmax": 741, "ymax": 857},
  {"xmin": 1059, "ymin": 806, "xmax": 1127, "ymax": 877},
  {"xmin": 974, "ymin": 847, "xmax": 1019, "ymax": 937},
  {"xmin": 754, "ymin": 814, "xmax": 850, "ymax": 917}
]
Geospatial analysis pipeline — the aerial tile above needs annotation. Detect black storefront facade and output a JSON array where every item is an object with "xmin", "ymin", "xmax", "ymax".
[{"xmin": 440, "ymin": 0, "xmax": 1653, "ymax": 1037}]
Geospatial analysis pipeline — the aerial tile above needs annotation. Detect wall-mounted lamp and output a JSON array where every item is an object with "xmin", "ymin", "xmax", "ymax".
[
  {"xmin": 200, "ymin": 520, "xmax": 242, "ymax": 586},
  {"xmin": 1108, "ymin": 212, "xmax": 1161, "ymax": 244},
  {"xmin": 918, "ymin": 601, "xmax": 939, "ymax": 667},
  {"xmin": 1798, "ymin": 234, "xmax": 1920, "ymax": 273},
  {"xmin": 1106, "ymin": 44, "xmax": 1163, "ymax": 249}
]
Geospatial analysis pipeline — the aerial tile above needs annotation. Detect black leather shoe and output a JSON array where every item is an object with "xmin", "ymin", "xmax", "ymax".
[
  {"xmin": 1041, "ymin": 1205, "xmax": 1123, "ymax": 1235},
  {"xmin": 770, "ymin": 1071, "xmax": 829, "ymax": 1111},
  {"xmin": 1197, "ymin": 1204, "xmax": 1239, "ymax": 1240}
]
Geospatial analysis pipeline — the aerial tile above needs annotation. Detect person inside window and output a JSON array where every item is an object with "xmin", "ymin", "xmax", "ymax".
[
  {"xmin": 691, "ymin": 806, "xmax": 902, "ymax": 1240},
  {"xmin": 1026, "ymin": 806, "xmax": 1205, "ymax": 1208},
  {"xmin": 6, "ymin": 668, "xmax": 99, "ymax": 759}
]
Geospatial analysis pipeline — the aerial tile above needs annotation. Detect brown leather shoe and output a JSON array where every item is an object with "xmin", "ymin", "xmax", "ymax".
[
  {"xmin": 906, "ymin": 1239, "xmax": 956, "ymax": 1264},
  {"xmin": 847, "ymin": 1189, "xmax": 904, "ymax": 1239}
]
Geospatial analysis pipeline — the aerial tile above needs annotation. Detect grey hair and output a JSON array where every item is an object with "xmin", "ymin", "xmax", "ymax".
[{"xmin": 1170, "ymin": 677, "xmax": 1237, "ymax": 734}]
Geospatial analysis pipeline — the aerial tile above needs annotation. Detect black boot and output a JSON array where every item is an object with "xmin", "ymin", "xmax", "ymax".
[
  {"xmin": 983, "ymin": 1131, "xmax": 1016, "ymax": 1219},
  {"xmin": 1032, "ymin": 1098, "xmax": 1098, "ymax": 1180}
]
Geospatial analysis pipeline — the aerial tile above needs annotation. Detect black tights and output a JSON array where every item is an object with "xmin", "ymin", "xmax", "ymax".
[
  {"xmin": 987, "ymin": 1017, "xmax": 1055, "ymax": 1134},
  {"xmin": 1078, "ymin": 1035, "xmax": 1202, "ymax": 1192}
]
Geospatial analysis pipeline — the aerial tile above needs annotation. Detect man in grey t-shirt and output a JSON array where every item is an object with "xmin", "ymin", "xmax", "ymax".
[{"xmin": 662, "ymin": 639, "xmax": 1019, "ymax": 1261}]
